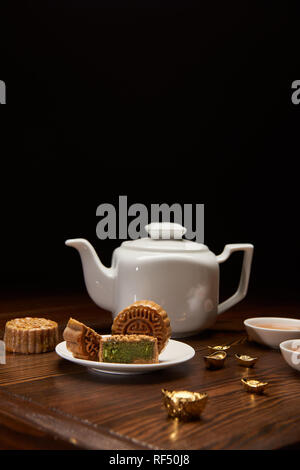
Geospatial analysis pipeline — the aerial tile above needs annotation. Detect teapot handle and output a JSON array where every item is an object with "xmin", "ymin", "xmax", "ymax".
[{"xmin": 216, "ymin": 244, "xmax": 254, "ymax": 315}]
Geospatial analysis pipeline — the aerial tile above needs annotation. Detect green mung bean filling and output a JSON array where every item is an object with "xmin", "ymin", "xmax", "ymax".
[{"xmin": 102, "ymin": 341, "xmax": 154, "ymax": 363}]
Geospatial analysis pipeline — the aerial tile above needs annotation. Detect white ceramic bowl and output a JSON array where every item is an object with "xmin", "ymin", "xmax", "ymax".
[
  {"xmin": 280, "ymin": 339, "xmax": 300, "ymax": 372},
  {"xmin": 244, "ymin": 317, "xmax": 300, "ymax": 349}
]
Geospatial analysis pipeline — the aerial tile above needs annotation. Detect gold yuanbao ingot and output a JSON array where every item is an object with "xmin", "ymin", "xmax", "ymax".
[
  {"xmin": 235, "ymin": 353, "xmax": 258, "ymax": 367},
  {"xmin": 162, "ymin": 389, "xmax": 208, "ymax": 420},
  {"xmin": 208, "ymin": 345, "xmax": 231, "ymax": 351},
  {"xmin": 241, "ymin": 378, "xmax": 268, "ymax": 394},
  {"xmin": 204, "ymin": 351, "xmax": 227, "ymax": 369}
]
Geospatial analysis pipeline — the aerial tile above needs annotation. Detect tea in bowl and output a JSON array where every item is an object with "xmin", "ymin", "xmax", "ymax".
[{"xmin": 244, "ymin": 317, "xmax": 300, "ymax": 349}]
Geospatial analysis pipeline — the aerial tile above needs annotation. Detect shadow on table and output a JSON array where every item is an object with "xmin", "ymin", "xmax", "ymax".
[{"xmin": 84, "ymin": 362, "xmax": 193, "ymax": 385}]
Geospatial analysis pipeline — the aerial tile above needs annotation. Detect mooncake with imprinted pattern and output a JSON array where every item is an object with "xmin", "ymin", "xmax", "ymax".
[{"xmin": 111, "ymin": 300, "xmax": 171, "ymax": 353}]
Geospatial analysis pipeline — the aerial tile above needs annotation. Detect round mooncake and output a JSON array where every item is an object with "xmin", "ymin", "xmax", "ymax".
[
  {"xmin": 4, "ymin": 317, "xmax": 59, "ymax": 353},
  {"xmin": 111, "ymin": 300, "xmax": 171, "ymax": 353}
]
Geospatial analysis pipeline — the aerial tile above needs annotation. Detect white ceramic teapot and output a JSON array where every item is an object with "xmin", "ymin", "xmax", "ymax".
[{"xmin": 66, "ymin": 223, "xmax": 254, "ymax": 337}]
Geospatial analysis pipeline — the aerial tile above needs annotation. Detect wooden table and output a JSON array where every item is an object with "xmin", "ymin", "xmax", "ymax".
[{"xmin": 0, "ymin": 291, "xmax": 300, "ymax": 450}]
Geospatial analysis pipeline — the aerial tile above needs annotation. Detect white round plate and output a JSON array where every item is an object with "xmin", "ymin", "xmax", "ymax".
[{"xmin": 55, "ymin": 336, "xmax": 195, "ymax": 375}]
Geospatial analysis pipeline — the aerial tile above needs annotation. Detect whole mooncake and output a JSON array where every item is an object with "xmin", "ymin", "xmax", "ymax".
[
  {"xmin": 4, "ymin": 317, "xmax": 59, "ymax": 353},
  {"xmin": 111, "ymin": 300, "xmax": 171, "ymax": 353},
  {"xmin": 99, "ymin": 334, "xmax": 158, "ymax": 364},
  {"xmin": 63, "ymin": 318, "xmax": 101, "ymax": 361}
]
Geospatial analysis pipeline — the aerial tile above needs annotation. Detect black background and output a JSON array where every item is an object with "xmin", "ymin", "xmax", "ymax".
[{"xmin": 0, "ymin": 1, "xmax": 299, "ymax": 303}]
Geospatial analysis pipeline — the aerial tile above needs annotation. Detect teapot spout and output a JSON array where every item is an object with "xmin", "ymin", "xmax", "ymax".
[{"xmin": 65, "ymin": 238, "xmax": 115, "ymax": 312}]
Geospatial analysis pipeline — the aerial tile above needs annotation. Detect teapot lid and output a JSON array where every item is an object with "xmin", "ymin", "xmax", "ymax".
[{"xmin": 121, "ymin": 223, "xmax": 208, "ymax": 253}]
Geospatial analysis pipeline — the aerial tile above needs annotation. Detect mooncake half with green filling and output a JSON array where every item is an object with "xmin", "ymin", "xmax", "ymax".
[{"xmin": 99, "ymin": 335, "xmax": 159, "ymax": 364}]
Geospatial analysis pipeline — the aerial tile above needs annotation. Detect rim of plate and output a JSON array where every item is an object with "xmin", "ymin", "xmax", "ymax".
[{"xmin": 55, "ymin": 337, "xmax": 195, "ymax": 369}]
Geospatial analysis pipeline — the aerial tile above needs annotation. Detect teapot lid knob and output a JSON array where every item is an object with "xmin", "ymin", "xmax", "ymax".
[{"xmin": 145, "ymin": 222, "xmax": 187, "ymax": 240}]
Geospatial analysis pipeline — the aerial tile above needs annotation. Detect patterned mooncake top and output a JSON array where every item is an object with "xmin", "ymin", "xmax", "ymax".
[
  {"xmin": 5, "ymin": 317, "xmax": 58, "ymax": 329},
  {"xmin": 112, "ymin": 300, "xmax": 171, "ymax": 353}
]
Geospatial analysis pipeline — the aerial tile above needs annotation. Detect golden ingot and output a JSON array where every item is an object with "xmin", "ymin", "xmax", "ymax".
[
  {"xmin": 204, "ymin": 351, "xmax": 227, "ymax": 369},
  {"xmin": 235, "ymin": 353, "xmax": 258, "ymax": 367},
  {"xmin": 207, "ymin": 345, "xmax": 231, "ymax": 351},
  {"xmin": 241, "ymin": 378, "xmax": 268, "ymax": 394},
  {"xmin": 162, "ymin": 389, "xmax": 208, "ymax": 420}
]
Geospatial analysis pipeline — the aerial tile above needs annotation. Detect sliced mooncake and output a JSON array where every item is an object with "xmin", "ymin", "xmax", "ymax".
[
  {"xmin": 4, "ymin": 317, "xmax": 58, "ymax": 353},
  {"xmin": 63, "ymin": 318, "xmax": 101, "ymax": 361},
  {"xmin": 99, "ymin": 334, "xmax": 159, "ymax": 364},
  {"xmin": 111, "ymin": 300, "xmax": 171, "ymax": 353}
]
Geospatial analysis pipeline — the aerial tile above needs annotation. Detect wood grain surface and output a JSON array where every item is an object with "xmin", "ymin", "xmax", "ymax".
[{"xmin": 0, "ymin": 291, "xmax": 300, "ymax": 450}]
